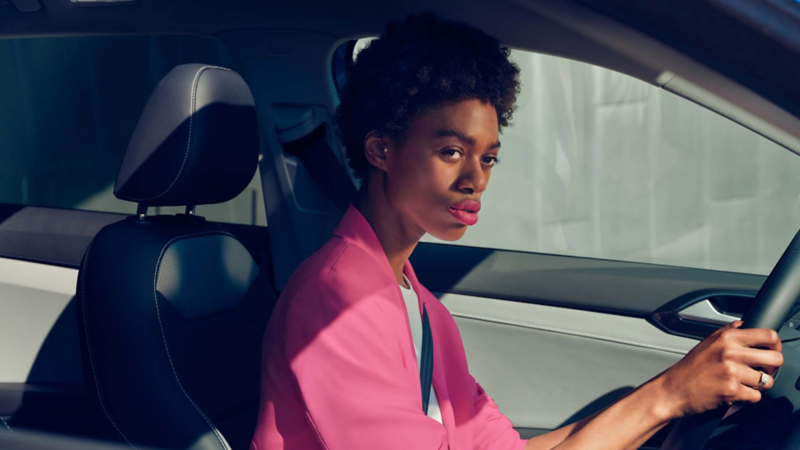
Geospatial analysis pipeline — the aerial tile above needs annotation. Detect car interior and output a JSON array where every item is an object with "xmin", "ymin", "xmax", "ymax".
[{"xmin": 2, "ymin": 0, "xmax": 800, "ymax": 449}]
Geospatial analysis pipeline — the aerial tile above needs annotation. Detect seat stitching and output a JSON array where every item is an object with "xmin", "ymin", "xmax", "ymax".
[
  {"xmin": 153, "ymin": 231, "xmax": 234, "ymax": 450},
  {"xmin": 449, "ymin": 311, "xmax": 690, "ymax": 355},
  {"xmin": 125, "ymin": 65, "xmax": 234, "ymax": 202},
  {"xmin": 0, "ymin": 416, "xmax": 13, "ymax": 433},
  {"xmin": 81, "ymin": 238, "xmax": 137, "ymax": 448}
]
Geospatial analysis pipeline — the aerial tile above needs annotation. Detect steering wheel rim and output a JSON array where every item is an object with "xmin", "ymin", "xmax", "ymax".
[{"xmin": 659, "ymin": 228, "xmax": 800, "ymax": 449}]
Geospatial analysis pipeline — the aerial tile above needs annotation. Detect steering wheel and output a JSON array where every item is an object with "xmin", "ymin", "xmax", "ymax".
[{"xmin": 659, "ymin": 229, "xmax": 800, "ymax": 449}]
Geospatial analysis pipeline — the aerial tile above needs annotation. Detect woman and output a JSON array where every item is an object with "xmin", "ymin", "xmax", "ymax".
[{"xmin": 250, "ymin": 13, "xmax": 783, "ymax": 450}]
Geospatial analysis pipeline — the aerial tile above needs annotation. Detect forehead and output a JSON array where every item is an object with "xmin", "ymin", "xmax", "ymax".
[{"xmin": 409, "ymin": 98, "xmax": 499, "ymax": 141}]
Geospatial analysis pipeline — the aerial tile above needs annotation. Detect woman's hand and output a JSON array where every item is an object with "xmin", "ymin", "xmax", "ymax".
[
  {"xmin": 527, "ymin": 320, "xmax": 784, "ymax": 449},
  {"xmin": 526, "ymin": 321, "xmax": 784, "ymax": 449},
  {"xmin": 658, "ymin": 320, "xmax": 784, "ymax": 419}
]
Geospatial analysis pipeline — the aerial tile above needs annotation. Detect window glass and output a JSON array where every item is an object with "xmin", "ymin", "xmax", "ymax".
[
  {"xmin": 0, "ymin": 35, "xmax": 266, "ymax": 226},
  {"xmin": 341, "ymin": 40, "xmax": 800, "ymax": 275},
  {"xmin": 427, "ymin": 49, "xmax": 800, "ymax": 275}
]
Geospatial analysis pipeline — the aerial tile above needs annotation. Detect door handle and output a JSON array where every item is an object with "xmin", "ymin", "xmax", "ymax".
[
  {"xmin": 651, "ymin": 291, "xmax": 756, "ymax": 340},
  {"xmin": 677, "ymin": 299, "xmax": 742, "ymax": 326}
]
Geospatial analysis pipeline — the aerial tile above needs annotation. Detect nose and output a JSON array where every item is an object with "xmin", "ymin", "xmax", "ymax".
[{"xmin": 457, "ymin": 155, "xmax": 488, "ymax": 195}]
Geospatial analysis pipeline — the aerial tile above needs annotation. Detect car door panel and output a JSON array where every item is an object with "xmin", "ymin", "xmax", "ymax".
[
  {"xmin": 412, "ymin": 243, "xmax": 766, "ymax": 318},
  {"xmin": 0, "ymin": 257, "xmax": 86, "ymax": 436},
  {"xmin": 411, "ymin": 244, "xmax": 763, "ymax": 447},
  {"xmin": 0, "ymin": 258, "xmax": 82, "ymax": 385},
  {"xmin": 440, "ymin": 294, "xmax": 693, "ymax": 429}
]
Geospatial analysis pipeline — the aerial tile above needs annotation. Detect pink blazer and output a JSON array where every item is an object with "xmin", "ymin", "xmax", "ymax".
[{"xmin": 250, "ymin": 205, "xmax": 527, "ymax": 450}]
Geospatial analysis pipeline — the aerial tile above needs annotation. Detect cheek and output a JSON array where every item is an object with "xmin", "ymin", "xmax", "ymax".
[
  {"xmin": 389, "ymin": 156, "xmax": 443, "ymax": 200},
  {"xmin": 385, "ymin": 155, "xmax": 468, "ymax": 237},
  {"xmin": 410, "ymin": 163, "xmax": 455, "ymax": 216},
  {"xmin": 413, "ymin": 158, "xmax": 453, "ymax": 191},
  {"xmin": 384, "ymin": 158, "xmax": 426, "ymax": 212}
]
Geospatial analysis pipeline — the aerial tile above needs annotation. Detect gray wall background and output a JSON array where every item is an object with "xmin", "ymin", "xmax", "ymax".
[{"xmin": 425, "ymin": 51, "xmax": 800, "ymax": 276}]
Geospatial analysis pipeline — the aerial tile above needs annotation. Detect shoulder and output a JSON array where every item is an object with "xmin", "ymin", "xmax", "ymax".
[
  {"xmin": 279, "ymin": 240, "xmax": 404, "ymax": 355},
  {"xmin": 283, "ymin": 236, "xmax": 350, "ymax": 287},
  {"xmin": 281, "ymin": 236, "xmax": 396, "ymax": 316}
]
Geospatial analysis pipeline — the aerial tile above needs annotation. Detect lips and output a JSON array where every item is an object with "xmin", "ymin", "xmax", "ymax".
[{"xmin": 448, "ymin": 200, "xmax": 481, "ymax": 226}]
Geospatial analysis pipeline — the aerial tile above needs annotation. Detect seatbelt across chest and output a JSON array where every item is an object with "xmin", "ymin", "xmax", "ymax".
[{"xmin": 420, "ymin": 304, "xmax": 434, "ymax": 415}]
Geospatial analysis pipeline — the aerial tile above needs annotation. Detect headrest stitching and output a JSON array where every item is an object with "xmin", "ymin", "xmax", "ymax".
[{"xmin": 127, "ymin": 65, "xmax": 234, "ymax": 203}]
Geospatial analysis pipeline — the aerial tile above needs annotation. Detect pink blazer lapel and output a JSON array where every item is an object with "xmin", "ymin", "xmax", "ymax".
[{"xmin": 333, "ymin": 205, "xmax": 457, "ymax": 447}]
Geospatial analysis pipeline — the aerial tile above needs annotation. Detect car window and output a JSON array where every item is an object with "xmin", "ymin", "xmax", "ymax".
[
  {"xmin": 0, "ymin": 35, "xmax": 267, "ymax": 226},
  {"xmin": 338, "ymin": 40, "xmax": 800, "ymax": 275}
]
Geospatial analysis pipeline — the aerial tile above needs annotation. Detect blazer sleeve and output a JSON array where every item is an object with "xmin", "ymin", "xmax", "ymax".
[
  {"xmin": 283, "ymin": 269, "xmax": 449, "ymax": 450},
  {"xmin": 471, "ymin": 377, "xmax": 528, "ymax": 450}
]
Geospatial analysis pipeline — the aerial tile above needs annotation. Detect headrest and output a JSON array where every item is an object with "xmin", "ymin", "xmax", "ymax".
[{"xmin": 114, "ymin": 64, "xmax": 259, "ymax": 207}]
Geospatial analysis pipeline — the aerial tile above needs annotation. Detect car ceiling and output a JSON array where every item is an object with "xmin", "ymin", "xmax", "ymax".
[
  {"xmin": 0, "ymin": 0, "xmax": 536, "ymax": 40},
  {"xmin": 2, "ymin": 0, "xmax": 800, "ymax": 152}
]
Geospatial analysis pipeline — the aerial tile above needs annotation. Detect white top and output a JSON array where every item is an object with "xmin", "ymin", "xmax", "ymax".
[{"xmin": 400, "ymin": 273, "xmax": 443, "ymax": 425}]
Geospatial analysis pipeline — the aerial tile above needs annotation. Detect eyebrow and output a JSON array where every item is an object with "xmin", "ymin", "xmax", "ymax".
[{"xmin": 435, "ymin": 129, "xmax": 501, "ymax": 151}]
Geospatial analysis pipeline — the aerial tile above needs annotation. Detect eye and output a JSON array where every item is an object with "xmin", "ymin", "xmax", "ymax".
[
  {"xmin": 482, "ymin": 156, "xmax": 500, "ymax": 167},
  {"xmin": 441, "ymin": 148, "xmax": 463, "ymax": 160}
]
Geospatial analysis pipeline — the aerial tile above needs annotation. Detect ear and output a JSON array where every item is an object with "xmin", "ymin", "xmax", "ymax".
[{"xmin": 363, "ymin": 130, "xmax": 390, "ymax": 173}]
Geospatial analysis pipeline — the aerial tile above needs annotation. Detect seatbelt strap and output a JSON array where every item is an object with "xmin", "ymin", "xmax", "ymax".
[
  {"xmin": 283, "ymin": 124, "xmax": 357, "ymax": 213},
  {"xmin": 420, "ymin": 304, "xmax": 434, "ymax": 415}
]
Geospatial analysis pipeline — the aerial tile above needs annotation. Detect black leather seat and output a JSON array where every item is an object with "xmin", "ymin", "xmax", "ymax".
[{"xmin": 77, "ymin": 64, "xmax": 275, "ymax": 450}]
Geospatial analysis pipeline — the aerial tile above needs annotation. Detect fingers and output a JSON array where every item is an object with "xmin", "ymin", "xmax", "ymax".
[
  {"xmin": 714, "ymin": 320, "xmax": 742, "ymax": 335},
  {"xmin": 721, "ymin": 326, "xmax": 781, "ymax": 350},
  {"xmin": 730, "ymin": 347, "xmax": 784, "ymax": 374},
  {"xmin": 675, "ymin": 323, "xmax": 784, "ymax": 413},
  {"xmin": 726, "ymin": 369, "xmax": 768, "ymax": 406},
  {"xmin": 740, "ymin": 367, "xmax": 774, "ymax": 391},
  {"xmin": 735, "ymin": 383, "xmax": 763, "ymax": 404},
  {"xmin": 727, "ymin": 320, "xmax": 744, "ymax": 329}
]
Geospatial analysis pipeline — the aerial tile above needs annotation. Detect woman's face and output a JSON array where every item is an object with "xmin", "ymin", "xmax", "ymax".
[{"xmin": 377, "ymin": 98, "xmax": 500, "ymax": 241}]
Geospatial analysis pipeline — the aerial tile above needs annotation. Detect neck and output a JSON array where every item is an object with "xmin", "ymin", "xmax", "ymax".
[{"xmin": 353, "ymin": 174, "xmax": 425, "ymax": 286}]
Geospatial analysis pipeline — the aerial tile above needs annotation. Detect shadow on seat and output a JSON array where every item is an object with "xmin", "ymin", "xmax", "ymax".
[{"xmin": 77, "ymin": 63, "xmax": 276, "ymax": 450}]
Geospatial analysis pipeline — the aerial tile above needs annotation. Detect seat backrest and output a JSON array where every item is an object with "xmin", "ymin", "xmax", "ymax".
[{"xmin": 77, "ymin": 64, "xmax": 275, "ymax": 450}]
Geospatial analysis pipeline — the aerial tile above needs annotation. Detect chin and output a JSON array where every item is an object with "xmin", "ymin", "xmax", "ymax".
[{"xmin": 427, "ymin": 224, "xmax": 468, "ymax": 242}]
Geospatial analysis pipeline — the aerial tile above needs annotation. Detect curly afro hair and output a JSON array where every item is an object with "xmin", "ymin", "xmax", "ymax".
[{"xmin": 334, "ymin": 13, "xmax": 521, "ymax": 181}]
